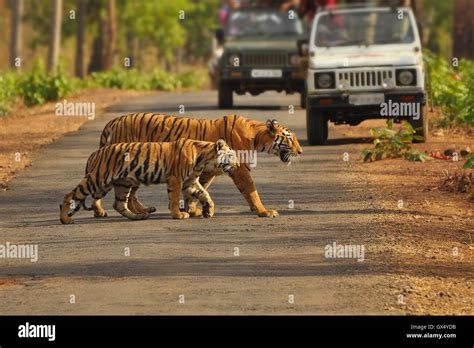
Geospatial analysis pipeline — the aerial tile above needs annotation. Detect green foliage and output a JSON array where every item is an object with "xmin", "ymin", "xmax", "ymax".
[
  {"xmin": 23, "ymin": 0, "xmax": 78, "ymax": 48},
  {"xmin": 0, "ymin": 71, "xmax": 19, "ymax": 116},
  {"xmin": 423, "ymin": 0, "xmax": 453, "ymax": 57},
  {"xmin": 121, "ymin": 0, "xmax": 188, "ymax": 64},
  {"xmin": 0, "ymin": 61, "xmax": 206, "ymax": 116},
  {"xmin": 181, "ymin": 0, "xmax": 221, "ymax": 61},
  {"xmin": 149, "ymin": 70, "xmax": 180, "ymax": 91},
  {"xmin": 177, "ymin": 70, "xmax": 208, "ymax": 89},
  {"xmin": 90, "ymin": 68, "xmax": 152, "ymax": 90},
  {"xmin": 426, "ymin": 51, "xmax": 474, "ymax": 127},
  {"xmin": 89, "ymin": 68, "xmax": 205, "ymax": 91},
  {"xmin": 17, "ymin": 60, "xmax": 76, "ymax": 106},
  {"xmin": 464, "ymin": 153, "xmax": 474, "ymax": 169},
  {"xmin": 362, "ymin": 119, "xmax": 430, "ymax": 162}
]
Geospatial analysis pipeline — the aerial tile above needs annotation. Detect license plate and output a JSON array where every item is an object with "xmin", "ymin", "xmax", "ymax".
[
  {"xmin": 251, "ymin": 69, "xmax": 283, "ymax": 78},
  {"xmin": 349, "ymin": 93, "xmax": 385, "ymax": 106}
]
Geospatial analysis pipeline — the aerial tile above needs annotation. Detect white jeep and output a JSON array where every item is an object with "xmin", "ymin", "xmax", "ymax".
[{"xmin": 306, "ymin": 5, "xmax": 427, "ymax": 145}]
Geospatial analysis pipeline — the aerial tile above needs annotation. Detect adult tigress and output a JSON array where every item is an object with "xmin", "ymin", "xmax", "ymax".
[{"xmin": 98, "ymin": 113, "xmax": 303, "ymax": 217}]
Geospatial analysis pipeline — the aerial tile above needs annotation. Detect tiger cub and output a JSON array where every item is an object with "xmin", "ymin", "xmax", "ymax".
[{"xmin": 59, "ymin": 138, "xmax": 238, "ymax": 224}]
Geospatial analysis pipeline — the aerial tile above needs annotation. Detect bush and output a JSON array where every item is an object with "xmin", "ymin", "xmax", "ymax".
[
  {"xmin": 90, "ymin": 69, "xmax": 151, "ymax": 90},
  {"xmin": 426, "ymin": 51, "xmax": 474, "ymax": 127},
  {"xmin": 362, "ymin": 119, "xmax": 431, "ymax": 162},
  {"xmin": 18, "ymin": 60, "xmax": 76, "ymax": 106},
  {"xmin": 0, "ymin": 71, "xmax": 19, "ymax": 116},
  {"xmin": 0, "ymin": 61, "xmax": 207, "ymax": 115},
  {"xmin": 150, "ymin": 69, "xmax": 180, "ymax": 90},
  {"xmin": 177, "ymin": 69, "xmax": 206, "ymax": 89}
]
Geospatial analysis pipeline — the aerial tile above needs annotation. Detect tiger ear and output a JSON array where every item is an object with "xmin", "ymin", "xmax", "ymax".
[
  {"xmin": 215, "ymin": 138, "xmax": 226, "ymax": 151},
  {"xmin": 266, "ymin": 119, "xmax": 278, "ymax": 135}
]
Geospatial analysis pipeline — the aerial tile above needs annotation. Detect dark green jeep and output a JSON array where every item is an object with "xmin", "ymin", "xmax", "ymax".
[{"xmin": 215, "ymin": 7, "xmax": 308, "ymax": 109}]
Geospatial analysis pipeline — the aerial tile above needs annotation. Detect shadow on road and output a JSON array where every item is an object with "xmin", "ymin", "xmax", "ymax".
[
  {"xmin": 299, "ymin": 137, "xmax": 372, "ymax": 147},
  {"xmin": 3, "ymin": 256, "xmax": 472, "ymax": 279},
  {"xmin": 7, "ymin": 208, "xmax": 446, "ymax": 229}
]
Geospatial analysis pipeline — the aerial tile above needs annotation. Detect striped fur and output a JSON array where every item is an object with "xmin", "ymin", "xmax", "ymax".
[
  {"xmin": 97, "ymin": 113, "xmax": 302, "ymax": 218},
  {"xmin": 59, "ymin": 138, "xmax": 238, "ymax": 224}
]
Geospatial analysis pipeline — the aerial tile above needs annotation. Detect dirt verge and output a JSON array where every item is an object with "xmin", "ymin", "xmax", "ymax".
[{"xmin": 0, "ymin": 88, "xmax": 150, "ymax": 189}]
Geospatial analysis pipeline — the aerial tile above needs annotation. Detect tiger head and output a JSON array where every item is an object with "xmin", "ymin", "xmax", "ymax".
[
  {"xmin": 214, "ymin": 138, "xmax": 239, "ymax": 173},
  {"xmin": 265, "ymin": 119, "xmax": 303, "ymax": 164},
  {"xmin": 197, "ymin": 138, "xmax": 239, "ymax": 174}
]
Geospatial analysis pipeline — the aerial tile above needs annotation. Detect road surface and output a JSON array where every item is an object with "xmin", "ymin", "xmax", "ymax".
[{"xmin": 0, "ymin": 91, "xmax": 450, "ymax": 314}]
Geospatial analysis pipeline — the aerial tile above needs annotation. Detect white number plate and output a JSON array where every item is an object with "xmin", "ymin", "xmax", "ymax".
[
  {"xmin": 251, "ymin": 69, "xmax": 283, "ymax": 78},
  {"xmin": 349, "ymin": 93, "xmax": 385, "ymax": 105}
]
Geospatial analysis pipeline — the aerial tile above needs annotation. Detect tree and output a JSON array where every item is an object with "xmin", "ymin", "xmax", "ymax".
[
  {"xmin": 453, "ymin": 0, "xmax": 474, "ymax": 60},
  {"xmin": 121, "ymin": 0, "xmax": 187, "ymax": 71},
  {"xmin": 10, "ymin": 0, "xmax": 24, "ymax": 69},
  {"xmin": 47, "ymin": 0, "xmax": 62, "ymax": 72},
  {"xmin": 75, "ymin": 0, "xmax": 87, "ymax": 77},
  {"xmin": 103, "ymin": 0, "xmax": 116, "ymax": 69}
]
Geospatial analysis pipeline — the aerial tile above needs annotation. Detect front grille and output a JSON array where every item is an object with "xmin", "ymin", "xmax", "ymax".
[
  {"xmin": 338, "ymin": 69, "xmax": 394, "ymax": 88},
  {"xmin": 243, "ymin": 52, "xmax": 287, "ymax": 66}
]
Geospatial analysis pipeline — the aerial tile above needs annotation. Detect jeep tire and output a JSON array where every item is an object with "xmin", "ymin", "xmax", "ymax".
[
  {"xmin": 218, "ymin": 82, "xmax": 233, "ymax": 109},
  {"xmin": 408, "ymin": 105, "xmax": 428, "ymax": 143},
  {"xmin": 300, "ymin": 83, "xmax": 307, "ymax": 109},
  {"xmin": 306, "ymin": 108, "xmax": 328, "ymax": 145}
]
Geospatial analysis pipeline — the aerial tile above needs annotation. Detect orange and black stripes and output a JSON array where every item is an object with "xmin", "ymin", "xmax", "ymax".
[{"xmin": 60, "ymin": 138, "xmax": 238, "ymax": 224}]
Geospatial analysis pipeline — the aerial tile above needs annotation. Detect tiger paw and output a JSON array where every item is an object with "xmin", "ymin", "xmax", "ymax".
[
  {"xmin": 172, "ymin": 211, "xmax": 190, "ymax": 219},
  {"xmin": 146, "ymin": 206, "xmax": 157, "ymax": 213},
  {"xmin": 189, "ymin": 207, "xmax": 203, "ymax": 217},
  {"xmin": 129, "ymin": 203, "xmax": 155, "ymax": 215},
  {"xmin": 94, "ymin": 210, "xmax": 108, "ymax": 218},
  {"xmin": 202, "ymin": 204, "xmax": 215, "ymax": 218},
  {"xmin": 258, "ymin": 209, "xmax": 279, "ymax": 218}
]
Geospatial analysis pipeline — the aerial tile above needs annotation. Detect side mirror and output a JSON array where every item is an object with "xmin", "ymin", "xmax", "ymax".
[
  {"xmin": 297, "ymin": 39, "xmax": 309, "ymax": 56},
  {"xmin": 215, "ymin": 28, "xmax": 225, "ymax": 46}
]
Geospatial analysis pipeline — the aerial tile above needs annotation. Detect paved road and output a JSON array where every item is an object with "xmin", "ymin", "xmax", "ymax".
[{"xmin": 0, "ymin": 91, "xmax": 396, "ymax": 314}]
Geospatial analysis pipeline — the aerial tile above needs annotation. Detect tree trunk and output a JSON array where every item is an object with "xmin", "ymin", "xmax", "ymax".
[
  {"xmin": 75, "ymin": 0, "xmax": 87, "ymax": 77},
  {"xmin": 412, "ymin": 0, "xmax": 425, "ymax": 45},
  {"xmin": 175, "ymin": 46, "xmax": 183, "ymax": 73},
  {"xmin": 88, "ymin": 14, "xmax": 106, "ymax": 73},
  {"xmin": 103, "ymin": 0, "xmax": 116, "ymax": 69},
  {"xmin": 453, "ymin": 0, "xmax": 474, "ymax": 60},
  {"xmin": 47, "ymin": 0, "xmax": 62, "ymax": 73},
  {"xmin": 126, "ymin": 30, "xmax": 137, "ymax": 68},
  {"xmin": 10, "ymin": 0, "xmax": 23, "ymax": 69}
]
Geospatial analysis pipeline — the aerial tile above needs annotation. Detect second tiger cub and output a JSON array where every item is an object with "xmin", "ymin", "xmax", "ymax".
[{"xmin": 60, "ymin": 138, "xmax": 238, "ymax": 224}]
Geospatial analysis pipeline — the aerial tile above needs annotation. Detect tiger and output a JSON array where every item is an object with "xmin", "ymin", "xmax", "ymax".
[
  {"xmin": 98, "ymin": 113, "xmax": 303, "ymax": 218},
  {"xmin": 59, "ymin": 138, "xmax": 239, "ymax": 224}
]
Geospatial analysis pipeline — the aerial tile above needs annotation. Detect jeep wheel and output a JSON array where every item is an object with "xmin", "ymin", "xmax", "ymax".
[
  {"xmin": 408, "ymin": 106, "xmax": 428, "ymax": 143},
  {"xmin": 306, "ymin": 108, "xmax": 328, "ymax": 145},
  {"xmin": 218, "ymin": 83, "xmax": 233, "ymax": 109},
  {"xmin": 300, "ymin": 83, "xmax": 307, "ymax": 109}
]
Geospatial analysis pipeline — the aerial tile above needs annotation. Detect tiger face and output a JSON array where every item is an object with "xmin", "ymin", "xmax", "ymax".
[
  {"xmin": 214, "ymin": 138, "xmax": 239, "ymax": 173},
  {"xmin": 266, "ymin": 119, "xmax": 303, "ymax": 164}
]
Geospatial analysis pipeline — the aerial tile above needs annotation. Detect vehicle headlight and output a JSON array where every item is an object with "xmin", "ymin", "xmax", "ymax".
[
  {"xmin": 289, "ymin": 53, "xmax": 300, "ymax": 65},
  {"xmin": 315, "ymin": 72, "xmax": 335, "ymax": 89},
  {"xmin": 228, "ymin": 53, "xmax": 241, "ymax": 67},
  {"xmin": 396, "ymin": 69, "xmax": 416, "ymax": 86}
]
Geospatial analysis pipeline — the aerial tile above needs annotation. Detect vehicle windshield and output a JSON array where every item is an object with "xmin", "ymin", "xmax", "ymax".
[
  {"xmin": 226, "ymin": 10, "xmax": 304, "ymax": 38},
  {"xmin": 315, "ymin": 10, "xmax": 415, "ymax": 47}
]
